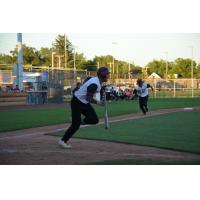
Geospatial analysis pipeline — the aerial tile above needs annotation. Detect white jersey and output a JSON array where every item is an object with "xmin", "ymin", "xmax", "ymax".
[
  {"xmin": 135, "ymin": 83, "xmax": 149, "ymax": 97},
  {"xmin": 74, "ymin": 77, "xmax": 101, "ymax": 104}
]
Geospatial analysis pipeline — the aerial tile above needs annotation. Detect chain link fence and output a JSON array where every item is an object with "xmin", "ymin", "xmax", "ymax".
[
  {"xmin": 48, "ymin": 69, "xmax": 88, "ymax": 103},
  {"xmin": 109, "ymin": 77, "xmax": 200, "ymax": 98}
]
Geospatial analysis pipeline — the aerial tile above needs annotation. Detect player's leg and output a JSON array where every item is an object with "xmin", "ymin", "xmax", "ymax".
[
  {"xmin": 139, "ymin": 97, "xmax": 146, "ymax": 114},
  {"xmin": 61, "ymin": 97, "xmax": 82, "ymax": 143},
  {"xmin": 144, "ymin": 95, "xmax": 149, "ymax": 112},
  {"xmin": 82, "ymin": 104, "xmax": 99, "ymax": 125}
]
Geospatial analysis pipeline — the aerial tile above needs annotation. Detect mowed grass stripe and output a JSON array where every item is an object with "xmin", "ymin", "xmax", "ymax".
[
  {"xmin": 49, "ymin": 112, "xmax": 200, "ymax": 154},
  {"xmin": 1, "ymin": 98, "xmax": 200, "ymax": 132},
  {"xmin": 89, "ymin": 159, "xmax": 200, "ymax": 165}
]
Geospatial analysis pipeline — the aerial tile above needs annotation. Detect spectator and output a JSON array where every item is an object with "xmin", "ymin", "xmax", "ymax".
[
  {"xmin": 41, "ymin": 83, "xmax": 48, "ymax": 104},
  {"xmin": 13, "ymin": 85, "xmax": 20, "ymax": 93}
]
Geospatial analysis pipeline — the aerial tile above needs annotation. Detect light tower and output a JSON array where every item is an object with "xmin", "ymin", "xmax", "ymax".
[{"xmin": 13, "ymin": 33, "xmax": 24, "ymax": 91}]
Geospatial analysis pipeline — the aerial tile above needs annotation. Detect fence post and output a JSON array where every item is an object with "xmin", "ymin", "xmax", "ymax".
[
  {"xmin": 154, "ymin": 79, "xmax": 157, "ymax": 98},
  {"xmin": 192, "ymin": 78, "xmax": 194, "ymax": 98},
  {"xmin": 174, "ymin": 79, "xmax": 176, "ymax": 97}
]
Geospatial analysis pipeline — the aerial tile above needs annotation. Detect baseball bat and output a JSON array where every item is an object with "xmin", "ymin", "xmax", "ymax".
[{"xmin": 104, "ymin": 89, "xmax": 109, "ymax": 129}]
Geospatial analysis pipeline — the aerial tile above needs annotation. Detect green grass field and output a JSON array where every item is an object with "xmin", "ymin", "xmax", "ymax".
[
  {"xmin": 0, "ymin": 98, "xmax": 200, "ymax": 132},
  {"xmin": 152, "ymin": 89, "xmax": 200, "ymax": 98},
  {"xmin": 49, "ymin": 111, "xmax": 200, "ymax": 154},
  {"xmin": 89, "ymin": 159, "xmax": 200, "ymax": 165}
]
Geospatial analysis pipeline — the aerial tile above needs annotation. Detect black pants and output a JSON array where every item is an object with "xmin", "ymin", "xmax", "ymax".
[
  {"xmin": 139, "ymin": 95, "xmax": 149, "ymax": 114},
  {"xmin": 62, "ymin": 96, "xmax": 99, "ymax": 142}
]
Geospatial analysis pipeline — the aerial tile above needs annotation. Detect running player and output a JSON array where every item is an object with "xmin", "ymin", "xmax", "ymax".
[
  {"xmin": 133, "ymin": 79, "xmax": 154, "ymax": 115},
  {"xmin": 58, "ymin": 67, "xmax": 110, "ymax": 148}
]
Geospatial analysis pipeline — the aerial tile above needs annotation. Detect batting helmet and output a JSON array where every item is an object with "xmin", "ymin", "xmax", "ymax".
[
  {"xmin": 137, "ymin": 79, "xmax": 143, "ymax": 86},
  {"xmin": 97, "ymin": 66, "xmax": 110, "ymax": 79}
]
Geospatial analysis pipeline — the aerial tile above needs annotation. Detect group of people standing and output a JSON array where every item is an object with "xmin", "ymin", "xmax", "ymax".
[{"xmin": 59, "ymin": 66, "xmax": 153, "ymax": 149}]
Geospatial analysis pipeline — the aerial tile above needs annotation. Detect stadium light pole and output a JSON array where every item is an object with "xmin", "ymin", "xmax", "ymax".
[
  {"xmin": 128, "ymin": 62, "xmax": 131, "ymax": 79},
  {"xmin": 112, "ymin": 42, "xmax": 117, "ymax": 78},
  {"xmin": 64, "ymin": 34, "xmax": 67, "ymax": 68},
  {"xmin": 188, "ymin": 46, "xmax": 194, "ymax": 97},
  {"xmin": 55, "ymin": 55, "xmax": 64, "ymax": 69},
  {"xmin": 164, "ymin": 51, "xmax": 168, "ymax": 79},
  {"xmin": 51, "ymin": 52, "xmax": 56, "ymax": 70},
  {"xmin": 73, "ymin": 45, "xmax": 78, "ymax": 84},
  {"xmin": 16, "ymin": 33, "xmax": 24, "ymax": 91}
]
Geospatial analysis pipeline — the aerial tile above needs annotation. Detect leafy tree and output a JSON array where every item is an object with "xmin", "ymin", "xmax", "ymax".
[
  {"xmin": 10, "ymin": 44, "xmax": 37, "ymax": 65},
  {"xmin": 0, "ymin": 53, "xmax": 14, "ymax": 64},
  {"xmin": 93, "ymin": 55, "xmax": 113, "ymax": 68},
  {"xmin": 172, "ymin": 58, "xmax": 197, "ymax": 78},
  {"xmin": 82, "ymin": 60, "xmax": 97, "ymax": 71},
  {"xmin": 52, "ymin": 34, "xmax": 73, "ymax": 68},
  {"xmin": 39, "ymin": 47, "xmax": 52, "ymax": 66},
  {"xmin": 147, "ymin": 59, "xmax": 170, "ymax": 78}
]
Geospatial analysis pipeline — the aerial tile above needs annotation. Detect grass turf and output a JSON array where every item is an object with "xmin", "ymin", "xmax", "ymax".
[
  {"xmin": 49, "ymin": 111, "xmax": 200, "ymax": 154},
  {"xmin": 1, "ymin": 98, "xmax": 200, "ymax": 132},
  {"xmin": 88, "ymin": 159, "xmax": 200, "ymax": 165}
]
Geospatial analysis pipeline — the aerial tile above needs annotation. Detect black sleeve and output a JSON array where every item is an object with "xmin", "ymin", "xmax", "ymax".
[
  {"xmin": 133, "ymin": 89, "xmax": 137, "ymax": 94},
  {"xmin": 86, "ymin": 83, "xmax": 98, "ymax": 104},
  {"xmin": 72, "ymin": 87, "xmax": 78, "ymax": 95},
  {"xmin": 147, "ymin": 84, "xmax": 151, "ymax": 88}
]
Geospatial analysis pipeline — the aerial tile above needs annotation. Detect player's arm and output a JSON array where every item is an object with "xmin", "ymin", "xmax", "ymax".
[
  {"xmin": 86, "ymin": 84, "xmax": 104, "ymax": 105},
  {"xmin": 132, "ymin": 89, "xmax": 138, "ymax": 100},
  {"xmin": 147, "ymin": 84, "xmax": 154, "ymax": 91}
]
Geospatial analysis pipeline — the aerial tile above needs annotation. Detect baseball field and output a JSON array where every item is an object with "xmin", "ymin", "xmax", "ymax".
[{"xmin": 0, "ymin": 98, "xmax": 200, "ymax": 164}]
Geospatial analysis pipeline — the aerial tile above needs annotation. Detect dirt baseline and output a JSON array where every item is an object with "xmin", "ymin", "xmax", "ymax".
[{"xmin": 0, "ymin": 107, "xmax": 200, "ymax": 164}]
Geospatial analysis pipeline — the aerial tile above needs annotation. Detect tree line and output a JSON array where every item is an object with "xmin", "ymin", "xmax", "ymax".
[{"xmin": 0, "ymin": 34, "xmax": 200, "ymax": 78}]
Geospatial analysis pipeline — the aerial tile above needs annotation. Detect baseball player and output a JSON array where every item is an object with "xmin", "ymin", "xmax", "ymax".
[
  {"xmin": 133, "ymin": 79, "xmax": 154, "ymax": 115},
  {"xmin": 58, "ymin": 67, "xmax": 110, "ymax": 148}
]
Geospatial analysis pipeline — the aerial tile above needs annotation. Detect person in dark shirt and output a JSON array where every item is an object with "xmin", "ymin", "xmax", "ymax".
[{"xmin": 41, "ymin": 83, "xmax": 48, "ymax": 104}]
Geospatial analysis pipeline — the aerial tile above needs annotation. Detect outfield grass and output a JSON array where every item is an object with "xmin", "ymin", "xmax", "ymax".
[
  {"xmin": 49, "ymin": 112, "xmax": 200, "ymax": 154},
  {"xmin": 89, "ymin": 159, "xmax": 200, "ymax": 165},
  {"xmin": 0, "ymin": 98, "xmax": 200, "ymax": 132}
]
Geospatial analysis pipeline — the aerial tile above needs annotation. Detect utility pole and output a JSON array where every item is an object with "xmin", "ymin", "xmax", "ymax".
[
  {"xmin": 55, "ymin": 55, "xmax": 64, "ymax": 69},
  {"xmin": 73, "ymin": 45, "xmax": 78, "ymax": 84},
  {"xmin": 108, "ymin": 62, "xmax": 112, "ymax": 78},
  {"xmin": 16, "ymin": 33, "xmax": 24, "ymax": 91},
  {"xmin": 164, "ymin": 51, "xmax": 168, "ymax": 79},
  {"xmin": 52, "ymin": 52, "xmax": 56, "ymax": 70},
  {"xmin": 112, "ymin": 42, "xmax": 117, "ymax": 78},
  {"xmin": 64, "ymin": 34, "xmax": 67, "ymax": 68},
  {"xmin": 189, "ymin": 46, "xmax": 194, "ymax": 98}
]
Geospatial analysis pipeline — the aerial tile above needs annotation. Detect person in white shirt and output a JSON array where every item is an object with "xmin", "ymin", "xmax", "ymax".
[
  {"xmin": 58, "ymin": 67, "xmax": 110, "ymax": 149},
  {"xmin": 133, "ymin": 79, "xmax": 154, "ymax": 115}
]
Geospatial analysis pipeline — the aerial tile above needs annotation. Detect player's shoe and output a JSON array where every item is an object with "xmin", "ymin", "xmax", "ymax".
[{"xmin": 58, "ymin": 140, "xmax": 72, "ymax": 149}]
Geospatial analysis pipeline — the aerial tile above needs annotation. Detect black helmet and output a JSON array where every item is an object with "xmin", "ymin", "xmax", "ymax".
[
  {"xmin": 97, "ymin": 66, "xmax": 110, "ymax": 79},
  {"xmin": 137, "ymin": 79, "xmax": 143, "ymax": 86}
]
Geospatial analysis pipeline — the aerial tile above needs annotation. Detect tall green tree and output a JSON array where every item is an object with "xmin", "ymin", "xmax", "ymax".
[
  {"xmin": 39, "ymin": 47, "xmax": 52, "ymax": 66},
  {"xmin": 172, "ymin": 58, "xmax": 197, "ymax": 78},
  {"xmin": 0, "ymin": 54, "xmax": 14, "ymax": 64},
  {"xmin": 93, "ymin": 55, "xmax": 113, "ymax": 68},
  {"xmin": 147, "ymin": 59, "xmax": 170, "ymax": 78},
  {"xmin": 52, "ymin": 34, "xmax": 73, "ymax": 68},
  {"xmin": 82, "ymin": 60, "xmax": 97, "ymax": 71},
  {"xmin": 10, "ymin": 44, "xmax": 38, "ymax": 65}
]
